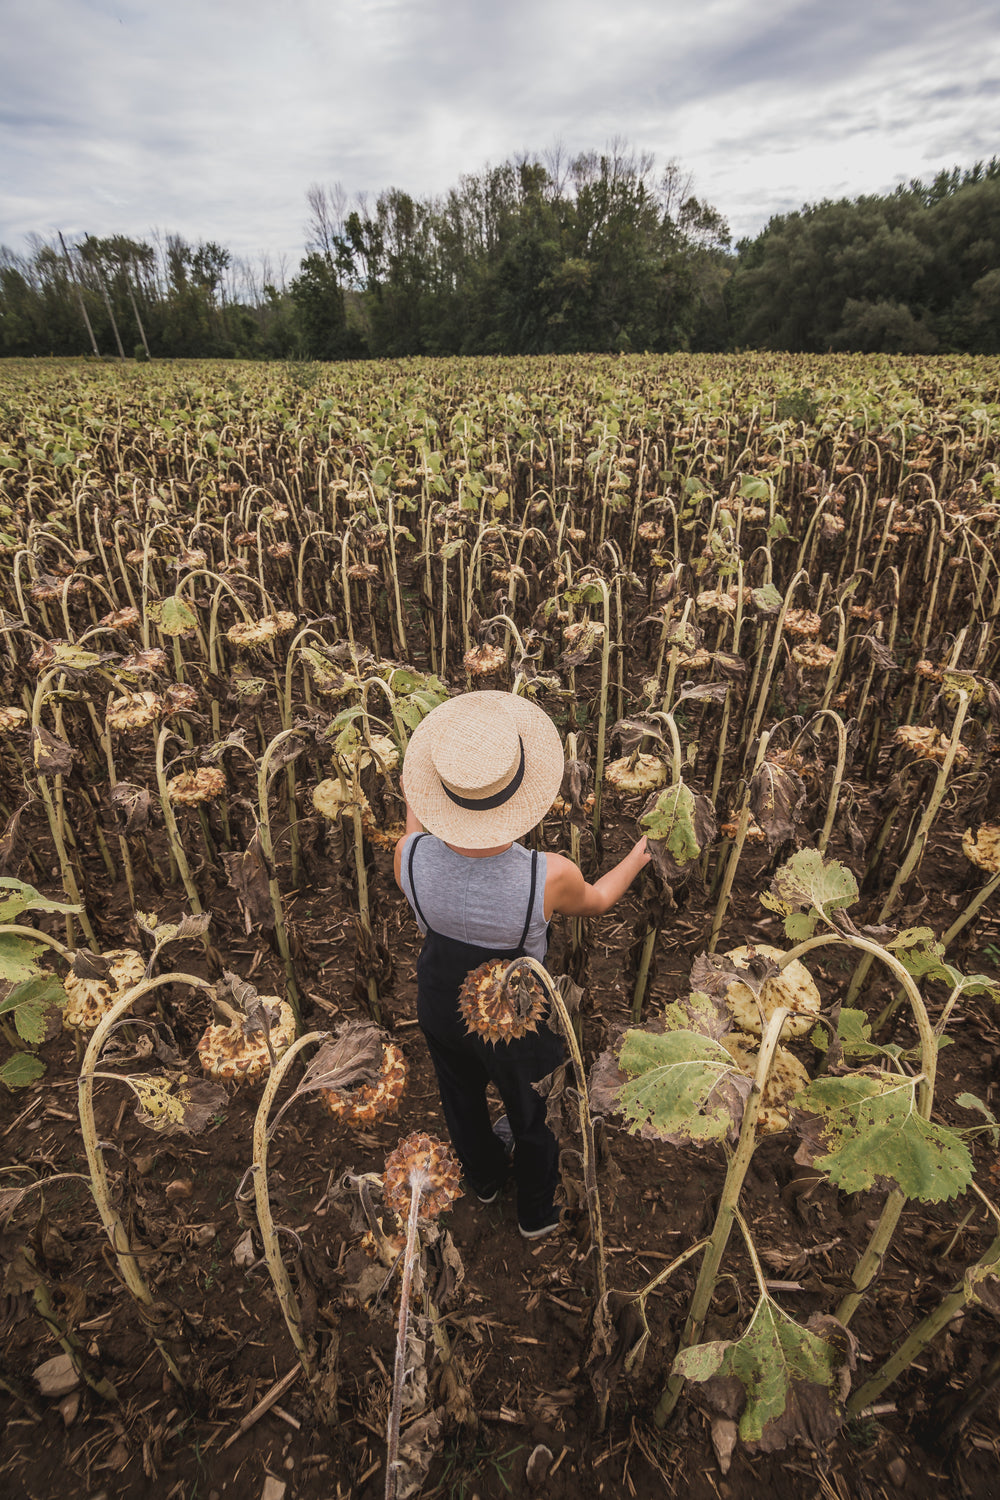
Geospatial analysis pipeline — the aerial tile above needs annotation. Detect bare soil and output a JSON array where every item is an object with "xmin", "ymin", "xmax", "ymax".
[{"xmin": 3, "ymin": 792, "xmax": 1000, "ymax": 1500}]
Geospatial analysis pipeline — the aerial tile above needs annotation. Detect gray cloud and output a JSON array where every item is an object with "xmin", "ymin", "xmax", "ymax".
[{"xmin": 2, "ymin": 0, "xmax": 997, "ymax": 266}]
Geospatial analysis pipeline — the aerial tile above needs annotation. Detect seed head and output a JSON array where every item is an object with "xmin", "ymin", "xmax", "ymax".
[
  {"xmin": 320, "ymin": 1043, "xmax": 408, "ymax": 1124},
  {"xmin": 458, "ymin": 959, "xmax": 548, "ymax": 1044},
  {"xmin": 382, "ymin": 1132, "xmax": 462, "ymax": 1220}
]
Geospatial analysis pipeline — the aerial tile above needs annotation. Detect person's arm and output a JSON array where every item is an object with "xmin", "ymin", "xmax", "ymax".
[
  {"xmin": 393, "ymin": 794, "xmax": 424, "ymax": 889},
  {"xmin": 544, "ymin": 836, "xmax": 650, "ymax": 919}
]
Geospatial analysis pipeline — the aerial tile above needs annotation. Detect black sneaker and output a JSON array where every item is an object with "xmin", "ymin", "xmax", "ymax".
[{"xmin": 518, "ymin": 1209, "xmax": 562, "ymax": 1240}]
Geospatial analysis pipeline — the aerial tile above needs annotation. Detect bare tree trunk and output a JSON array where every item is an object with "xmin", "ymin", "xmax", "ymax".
[
  {"xmin": 58, "ymin": 232, "xmax": 100, "ymax": 357},
  {"xmin": 127, "ymin": 276, "xmax": 151, "ymax": 359},
  {"xmin": 96, "ymin": 268, "xmax": 127, "ymax": 360}
]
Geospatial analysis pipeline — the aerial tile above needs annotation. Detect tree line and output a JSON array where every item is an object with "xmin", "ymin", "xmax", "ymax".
[{"xmin": 2, "ymin": 147, "xmax": 998, "ymax": 360}]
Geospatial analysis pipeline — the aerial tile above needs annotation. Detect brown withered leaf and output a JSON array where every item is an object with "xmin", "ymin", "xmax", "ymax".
[
  {"xmin": 70, "ymin": 950, "xmax": 114, "ymax": 983},
  {"xmin": 290, "ymin": 1021, "xmax": 384, "ymax": 1101},
  {"xmin": 31, "ymin": 727, "xmax": 74, "ymax": 775},
  {"xmin": 862, "ymin": 634, "xmax": 898, "ymax": 674},
  {"xmin": 109, "ymin": 782, "xmax": 151, "ymax": 834},
  {"xmin": 0, "ymin": 801, "xmax": 32, "ymax": 873},
  {"xmin": 750, "ymin": 761, "xmax": 807, "ymax": 851},
  {"xmin": 691, "ymin": 946, "xmax": 780, "ymax": 1003},
  {"xmin": 674, "ymin": 680, "xmax": 731, "ymax": 707},
  {"xmin": 559, "ymin": 757, "xmax": 592, "ymax": 828},
  {"xmin": 711, "ymin": 651, "xmax": 748, "ymax": 682},
  {"xmin": 201, "ymin": 728, "xmax": 252, "ymax": 763},
  {"xmin": 128, "ymin": 1072, "xmax": 228, "ymax": 1136},
  {"xmin": 221, "ymin": 832, "xmax": 273, "ymax": 936},
  {"xmin": 559, "ymin": 623, "xmax": 601, "ymax": 668},
  {"xmin": 612, "ymin": 715, "xmax": 663, "ymax": 758}
]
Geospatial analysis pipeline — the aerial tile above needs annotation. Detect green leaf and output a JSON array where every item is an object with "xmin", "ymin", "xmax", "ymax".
[
  {"xmin": 563, "ymin": 583, "xmax": 605, "ymax": 606},
  {"xmin": 835, "ymin": 1007, "xmax": 878, "ymax": 1058},
  {"xmin": 956, "ymin": 1092, "xmax": 1000, "ymax": 1144},
  {"xmin": 751, "ymin": 584, "xmax": 783, "ymax": 614},
  {"xmin": 739, "ymin": 475, "xmax": 771, "ymax": 501},
  {"xmin": 615, "ymin": 1029, "xmax": 748, "ymax": 1145},
  {"xmin": 0, "ymin": 1052, "xmax": 45, "ymax": 1089},
  {"xmin": 888, "ymin": 928, "xmax": 954, "ymax": 984},
  {"xmin": 48, "ymin": 643, "xmax": 106, "ymax": 672},
  {"xmin": 767, "ymin": 515, "xmax": 791, "ymax": 541},
  {"xmin": 0, "ymin": 933, "xmax": 46, "ymax": 986},
  {"xmin": 761, "ymin": 850, "xmax": 858, "ymax": 921},
  {"xmin": 639, "ymin": 782, "xmax": 702, "ymax": 867},
  {"xmin": 0, "ymin": 976, "xmax": 65, "ymax": 1044},
  {"xmin": 798, "ymin": 1073, "xmax": 974, "ymax": 1201},
  {"xmin": 0, "ymin": 877, "xmax": 80, "ymax": 924},
  {"xmin": 157, "ymin": 595, "xmax": 199, "ymax": 637},
  {"xmin": 783, "ymin": 911, "xmax": 818, "ymax": 943},
  {"xmin": 672, "ymin": 1295, "xmax": 842, "ymax": 1443}
]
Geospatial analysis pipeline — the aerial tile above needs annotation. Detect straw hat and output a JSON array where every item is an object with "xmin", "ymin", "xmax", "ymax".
[{"xmin": 402, "ymin": 691, "xmax": 564, "ymax": 847}]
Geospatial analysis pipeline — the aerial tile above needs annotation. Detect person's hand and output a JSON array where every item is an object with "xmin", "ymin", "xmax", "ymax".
[{"xmin": 633, "ymin": 835, "xmax": 651, "ymax": 865}]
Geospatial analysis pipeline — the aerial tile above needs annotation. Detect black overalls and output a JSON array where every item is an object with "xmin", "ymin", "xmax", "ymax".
[{"xmin": 406, "ymin": 834, "xmax": 564, "ymax": 1232}]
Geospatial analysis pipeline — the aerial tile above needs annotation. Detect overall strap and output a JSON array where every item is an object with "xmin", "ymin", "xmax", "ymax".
[
  {"xmin": 516, "ymin": 850, "xmax": 539, "ymax": 952},
  {"xmin": 406, "ymin": 834, "xmax": 431, "ymax": 930}
]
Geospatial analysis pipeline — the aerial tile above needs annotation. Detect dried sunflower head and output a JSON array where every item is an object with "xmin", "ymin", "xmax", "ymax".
[
  {"xmin": 962, "ymin": 824, "xmax": 1000, "ymax": 874},
  {"xmin": 783, "ymin": 609, "xmax": 822, "ymax": 639},
  {"xmin": 166, "ymin": 767, "xmax": 227, "ymax": 804},
  {"xmin": 320, "ymin": 1043, "xmax": 408, "ymax": 1124},
  {"xmin": 28, "ymin": 641, "xmax": 59, "ymax": 672},
  {"xmin": 721, "ymin": 943, "xmax": 821, "ymax": 1039},
  {"xmin": 463, "ymin": 643, "xmax": 507, "ymax": 677},
  {"xmin": 894, "ymin": 725, "xmax": 969, "ymax": 764},
  {"xmin": 98, "ymin": 606, "xmax": 140, "ymax": 631},
  {"xmin": 164, "ymin": 684, "xmax": 199, "ymax": 714},
  {"xmin": 637, "ymin": 521, "xmax": 666, "ymax": 544},
  {"xmin": 563, "ymin": 620, "xmax": 605, "ymax": 648},
  {"xmin": 0, "ymin": 706, "xmax": 29, "ymax": 733},
  {"xmin": 673, "ymin": 647, "xmax": 712, "ymax": 672},
  {"xmin": 197, "ymin": 998, "xmax": 296, "ymax": 1082},
  {"xmin": 382, "ymin": 1132, "xmax": 463, "ymax": 1220},
  {"xmin": 313, "ymin": 778, "xmax": 369, "ymax": 821},
  {"xmin": 791, "ymin": 641, "xmax": 836, "ymax": 672},
  {"xmin": 63, "ymin": 949, "xmax": 147, "ymax": 1030},
  {"xmin": 458, "ymin": 959, "xmax": 548, "ymax": 1044},
  {"xmin": 696, "ymin": 588, "xmax": 739, "ymax": 615},
  {"xmin": 605, "ymin": 754, "xmax": 668, "ymax": 797},
  {"xmin": 106, "ymin": 690, "xmax": 162, "ymax": 732},
  {"xmin": 271, "ymin": 610, "xmax": 297, "ymax": 635},
  {"xmin": 120, "ymin": 646, "xmax": 168, "ymax": 674},
  {"xmin": 227, "ymin": 618, "xmax": 278, "ymax": 647},
  {"xmin": 720, "ymin": 1033, "xmax": 810, "ymax": 1134},
  {"xmin": 268, "ymin": 542, "xmax": 293, "ymax": 560}
]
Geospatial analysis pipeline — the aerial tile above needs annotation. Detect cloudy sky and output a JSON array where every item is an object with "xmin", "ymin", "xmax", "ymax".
[{"xmin": 3, "ymin": 0, "xmax": 998, "ymax": 274}]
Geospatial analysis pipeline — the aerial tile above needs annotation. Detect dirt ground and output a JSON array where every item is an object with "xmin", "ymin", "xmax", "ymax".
[{"xmin": 3, "ymin": 776, "xmax": 1000, "ymax": 1500}]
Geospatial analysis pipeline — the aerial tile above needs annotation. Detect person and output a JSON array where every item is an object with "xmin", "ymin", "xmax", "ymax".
[{"xmin": 394, "ymin": 690, "xmax": 650, "ymax": 1239}]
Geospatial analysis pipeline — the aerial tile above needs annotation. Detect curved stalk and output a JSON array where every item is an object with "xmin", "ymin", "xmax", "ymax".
[
  {"xmin": 846, "ymin": 1186, "xmax": 1000, "ymax": 1414},
  {"xmin": 655, "ymin": 1004, "xmax": 790, "ymax": 1426},
  {"xmin": 252, "ymin": 1030, "xmax": 329, "ymax": 1381},
  {"xmin": 501, "ymin": 956, "xmax": 607, "ymax": 1309},
  {"xmin": 154, "ymin": 726, "xmax": 204, "ymax": 916},
  {"xmin": 78, "ymin": 970, "xmax": 215, "ymax": 1385},
  {"xmin": 846, "ymin": 688, "xmax": 970, "ymax": 1005},
  {"xmin": 385, "ymin": 1175, "xmax": 425, "ymax": 1500},
  {"xmin": 256, "ymin": 729, "xmax": 304, "ymax": 1024}
]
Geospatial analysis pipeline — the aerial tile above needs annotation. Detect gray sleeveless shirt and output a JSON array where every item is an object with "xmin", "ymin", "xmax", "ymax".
[{"xmin": 399, "ymin": 834, "xmax": 549, "ymax": 961}]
